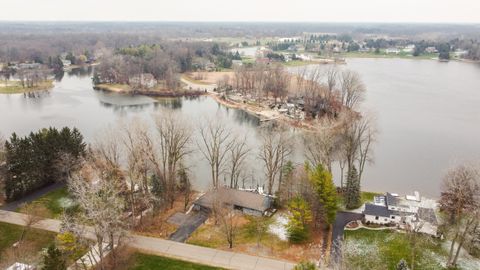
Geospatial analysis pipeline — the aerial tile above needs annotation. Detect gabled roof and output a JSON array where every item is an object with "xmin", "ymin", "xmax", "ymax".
[
  {"xmin": 194, "ymin": 187, "xmax": 272, "ymax": 212},
  {"xmin": 417, "ymin": 207, "xmax": 438, "ymax": 225},
  {"xmin": 364, "ymin": 203, "xmax": 392, "ymax": 217}
]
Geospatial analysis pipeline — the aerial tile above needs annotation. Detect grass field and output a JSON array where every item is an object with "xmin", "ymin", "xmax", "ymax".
[
  {"xmin": 127, "ymin": 253, "xmax": 225, "ymax": 270},
  {"xmin": 344, "ymin": 228, "xmax": 446, "ymax": 270},
  {"xmin": 0, "ymin": 222, "xmax": 56, "ymax": 255},
  {"xmin": 0, "ymin": 80, "xmax": 54, "ymax": 94},
  {"xmin": 341, "ymin": 51, "xmax": 439, "ymax": 60},
  {"xmin": 17, "ymin": 187, "xmax": 76, "ymax": 219}
]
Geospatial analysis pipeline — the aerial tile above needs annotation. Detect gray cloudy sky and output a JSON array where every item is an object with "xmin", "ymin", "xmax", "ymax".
[{"xmin": 1, "ymin": 0, "xmax": 479, "ymax": 23}]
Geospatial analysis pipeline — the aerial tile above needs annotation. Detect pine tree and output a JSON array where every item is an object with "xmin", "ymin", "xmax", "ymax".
[
  {"xmin": 287, "ymin": 196, "xmax": 312, "ymax": 243},
  {"xmin": 42, "ymin": 244, "xmax": 66, "ymax": 270},
  {"xmin": 308, "ymin": 164, "xmax": 338, "ymax": 225},
  {"xmin": 345, "ymin": 166, "xmax": 361, "ymax": 209}
]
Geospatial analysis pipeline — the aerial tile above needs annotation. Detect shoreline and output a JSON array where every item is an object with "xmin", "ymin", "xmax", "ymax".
[
  {"xmin": 0, "ymin": 80, "xmax": 54, "ymax": 94},
  {"xmin": 93, "ymin": 84, "xmax": 206, "ymax": 98}
]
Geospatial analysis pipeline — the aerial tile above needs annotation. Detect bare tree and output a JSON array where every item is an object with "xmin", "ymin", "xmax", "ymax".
[
  {"xmin": 339, "ymin": 70, "xmax": 366, "ymax": 109},
  {"xmin": 215, "ymin": 189, "xmax": 240, "ymax": 249},
  {"xmin": 228, "ymin": 135, "xmax": 250, "ymax": 189},
  {"xmin": 439, "ymin": 164, "xmax": 480, "ymax": 268},
  {"xmin": 304, "ymin": 117, "xmax": 341, "ymax": 173},
  {"xmin": 148, "ymin": 111, "xmax": 192, "ymax": 208},
  {"xmin": 68, "ymin": 157, "xmax": 129, "ymax": 270},
  {"xmin": 259, "ymin": 131, "xmax": 292, "ymax": 195},
  {"xmin": 19, "ymin": 202, "xmax": 44, "ymax": 243},
  {"xmin": 198, "ymin": 119, "xmax": 233, "ymax": 188}
]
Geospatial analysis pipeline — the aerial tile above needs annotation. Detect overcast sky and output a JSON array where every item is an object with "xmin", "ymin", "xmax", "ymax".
[{"xmin": 1, "ymin": 0, "xmax": 479, "ymax": 23}]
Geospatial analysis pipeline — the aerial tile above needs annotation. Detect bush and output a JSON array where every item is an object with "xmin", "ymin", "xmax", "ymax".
[{"xmin": 294, "ymin": 261, "xmax": 317, "ymax": 270}]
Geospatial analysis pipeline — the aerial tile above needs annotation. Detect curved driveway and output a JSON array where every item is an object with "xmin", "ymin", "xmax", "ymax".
[{"xmin": 330, "ymin": 211, "xmax": 363, "ymax": 263}]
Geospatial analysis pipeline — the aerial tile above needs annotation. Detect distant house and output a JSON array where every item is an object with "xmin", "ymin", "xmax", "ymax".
[
  {"xmin": 61, "ymin": 59, "xmax": 72, "ymax": 67},
  {"xmin": 193, "ymin": 187, "xmax": 273, "ymax": 217},
  {"xmin": 129, "ymin": 73, "xmax": 157, "ymax": 89},
  {"xmin": 425, "ymin": 47, "xmax": 438, "ymax": 54},
  {"xmin": 402, "ymin": 44, "xmax": 416, "ymax": 53},
  {"xmin": 18, "ymin": 62, "xmax": 41, "ymax": 69},
  {"xmin": 386, "ymin": 48, "xmax": 401, "ymax": 54},
  {"xmin": 363, "ymin": 192, "xmax": 439, "ymax": 236}
]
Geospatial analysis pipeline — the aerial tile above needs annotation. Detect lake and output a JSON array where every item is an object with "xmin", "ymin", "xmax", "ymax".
[{"xmin": 1, "ymin": 58, "xmax": 479, "ymax": 196}]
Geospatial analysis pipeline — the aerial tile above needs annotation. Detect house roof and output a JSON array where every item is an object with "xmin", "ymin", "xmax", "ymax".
[
  {"xmin": 364, "ymin": 203, "xmax": 392, "ymax": 217},
  {"xmin": 194, "ymin": 187, "xmax": 272, "ymax": 212},
  {"xmin": 417, "ymin": 207, "xmax": 438, "ymax": 225},
  {"xmin": 386, "ymin": 192, "xmax": 400, "ymax": 207}
]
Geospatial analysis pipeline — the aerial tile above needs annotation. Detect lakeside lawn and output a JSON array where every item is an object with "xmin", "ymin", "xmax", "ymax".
[
  {"xmin": 127, "ymin": 253, "xmax": 225, "ymax": 270},
  {"xmin": 341, "ymin": 51, "xmax": 439, "ymax": 60},
  {"xmin": 0, "ymin": 80, "xmax": 54, "ymax": 94},
  {"xmin": 17, "ymin": 187, "xmax": 76, "ymax": 219},
  {"xmin": 0, "ymin": 222, "xmax": 56, "ymax": 255},
  {"xmin": 344, "ymin": 228, "xmax": 446, "ymax": 270}
]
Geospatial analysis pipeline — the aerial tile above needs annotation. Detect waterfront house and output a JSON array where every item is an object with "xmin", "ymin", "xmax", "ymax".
[
  {"xmin": 193, "ymin": 187, "xmax": 273, "ymax": 217},
  {"xmin": 363, "ymin": 191, "xmax": 439, "ymax": 236},
  {"xmin": 129, "ymin": 73, "xmax": 157, "ymax": 89}
]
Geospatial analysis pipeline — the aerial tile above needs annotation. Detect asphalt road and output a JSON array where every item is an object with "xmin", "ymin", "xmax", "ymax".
[
  {"xmin": 0, "ymin": 209, "xmax": 295, "ymax": 270},
  {"xmin": 330, "ymin": 211, "xmax": 363, "ymax": 263},
  {"xmin": 169, "ymin": 210, "xmax": 209, "ymax": 242}
]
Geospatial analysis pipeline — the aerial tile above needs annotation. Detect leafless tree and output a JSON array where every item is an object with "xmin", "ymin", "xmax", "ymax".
[
  {"xmin": 227, "ymin": 135, "xmax": 250, "ymax": 189},
  {"xmin": 338, "ymin": 111, "xmax": 376, "ymax": 185},
  {"xmin": 259, "ymin": 131, "xmax": 292, "ymax": 195},
  {"xmin": 215, "ymin": 189, "xmax": 240, "ymax": 249},
  {"xmin": 304, "ymin": 117, "xmax": 341, "ymax": 173},
  {"xmin": 339, "ymin": 70, "xmax": 366, "ymax": 109},
  {"xmin": 198, "ymin": 118, "xmax": 233, "ymax": 188},
  {"xmin": 19, "ymin": 202, "xmax": 44, "ymax": 243},
  {"xmin": 439, "ymin": 164, "xmax": 480, "ymax": 268},
  {"xmin": 68, "ymin": 157, "xmax": 129, "ymax": 270}
]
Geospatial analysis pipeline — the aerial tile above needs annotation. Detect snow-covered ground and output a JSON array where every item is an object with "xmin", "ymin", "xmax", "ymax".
[{"xmin": 268, "ymin": 213, "xmax": 289, "ymax": 241}]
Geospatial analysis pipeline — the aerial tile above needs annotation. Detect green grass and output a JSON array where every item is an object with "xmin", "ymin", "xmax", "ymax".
[
  {"xmin": 344, "ymin": 229, "xmax": 446, "ymax": 270},
  {"xmin": 338, "ymin": 191, "xmax": 382, "ymax": 210},
  {"xmin": 0, "ymin": 222, "xmax": 56, "ymax": 255},
  {"xmin": 17, "ymin": 187, "xmax": 76, "ymax": 219},
  {"xmin": 0, "ymin": 80, "xmax": 54, "ymax": 94},
  {"xmin": 128, "ymin": 253, "xmax": 226, "ymax": 270}
]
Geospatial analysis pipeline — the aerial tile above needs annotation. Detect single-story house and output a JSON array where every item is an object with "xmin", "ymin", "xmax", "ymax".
[{"xmin": 193, "ymin": 187, "xmax": 273, "ymax": 217}]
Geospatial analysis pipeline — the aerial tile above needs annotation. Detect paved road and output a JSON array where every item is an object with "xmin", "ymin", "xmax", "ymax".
[
  {"xmin": 169, "ymin": 210, "xmax": 209, "ymax": 242},
  {"xmin": 330, "ymin": 211, "xmax": 363, "ymax": 263},
  {"xmin": 0, "ymin": 210, "xmax": 295, "ymax": 270},
  {"xmin": 0, "ymin": 182, "xmax": 65, "ymax": 211}
]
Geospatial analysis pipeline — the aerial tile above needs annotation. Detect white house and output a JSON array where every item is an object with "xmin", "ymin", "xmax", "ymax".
[
  {"xmin": 363, "ymin": 192, "xmax": 439, "ymax": 236},
  {"xmin": 386, "ymin": 48, "xmax": 401, "ymax": 54},
  {"xmin": 403, "ymin": 44, "xmax": 415, "ymax": 53}
]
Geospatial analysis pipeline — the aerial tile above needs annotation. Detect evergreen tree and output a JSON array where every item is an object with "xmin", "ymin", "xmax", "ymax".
[
  {"xmin": 42, "ymin": 244, "xmax": 66, "ymax": 270},
  {"xmin": 345, "ymin": 166, "xmax": 361, "ymax": 209},
  {"xmin": 287, "ymin": 196, "xmax": 312, "ymax": 243},
  {"xmin": 294, "ymin": 261, "xmax": 317, "ymax": 270},
  {"xmin": 308, "ymin": 164, "xmax": 338, "ymax": 225}
]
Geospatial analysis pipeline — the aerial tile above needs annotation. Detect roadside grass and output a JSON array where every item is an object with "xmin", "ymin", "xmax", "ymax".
[
  {"xmin": 17, "ymin": 187, "xmax": 77, "ymax": 219},
  {"xmin": 344, "ymin": 228, "xmax": 446, "ymax": 270},
  {"xmin": 0, "ymin": 80, "xmax": 54, "ymax": 94},
  {"xmin": 0, "ymin": 221, "xmax": 56, "ymax": 255},
  {"xmin": 127, "ymin": 253, "xmax": 226, "ymax": 270}
]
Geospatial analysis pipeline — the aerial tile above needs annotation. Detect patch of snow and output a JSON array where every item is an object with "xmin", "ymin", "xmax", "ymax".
[
  {"xmin": 268, "ymin": 213, "xmax": 289, "ymax": 241},
  {"xmin": 57, "ymin": 197, "xmax": 76, "ymax": 208}
]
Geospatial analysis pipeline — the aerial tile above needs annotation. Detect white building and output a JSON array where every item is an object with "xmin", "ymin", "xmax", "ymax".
[
  {"xmin": 386, "ymin": 48, "xmax": 401, "ymax": 54},
  {"xmin": 363, "ymin": 192, "xmax": 439, "ymax": 236},
  {"xmin": 403, "ymin": 44, "xmax": 415, "ymax": 53}
]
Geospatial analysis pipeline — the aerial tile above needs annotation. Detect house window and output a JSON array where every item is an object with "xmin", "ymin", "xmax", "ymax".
[
  {"xmin": 391, "ymin": 216, "xmax": 395, "ymax": 219},
  {"xmin": 384, "ymin": 218, "xmax": 388, "ymax": 221},
  {"xmin": 375, "ymin": 216, "xmax": 379, "ymax": 220}
]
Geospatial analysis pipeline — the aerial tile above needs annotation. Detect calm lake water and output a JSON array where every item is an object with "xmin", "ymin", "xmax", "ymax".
[{"xmin": 1, "ymin": 59, "xmax": 479, "ymax": 196}]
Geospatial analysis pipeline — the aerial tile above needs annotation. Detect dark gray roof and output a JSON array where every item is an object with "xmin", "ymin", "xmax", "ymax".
[
  {"xmin": 386, "ymin": 193, "xmax": 400, "ymax": 207},
  {"xmin": 194, "ymin": 187, "xmax": 272, "ymax": 212},
  {"xmin": 364, "ymin": 203, "xmax": 392, "ymax": 217},
  {"xmin": 417, "ymin": 207, "xmax": 438, "ymax": 225}
]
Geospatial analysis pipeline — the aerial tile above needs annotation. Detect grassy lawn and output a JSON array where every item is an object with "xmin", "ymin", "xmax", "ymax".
[
  {"xmin": 127, "ymin": 253, "xmax": 225, "ymax": 270},
  {"xmin": 0, "ymin": 80, "xmax": 54, "ymax": 94},
  {"xmin": 0, "ymin": 222, "xmax": 56, "ymax": 255},
  {"xmin": 181, "ymin": 75, "xmax": 212, "ymax": 85},
  {"xmin": 344, "ymin": 228, "xmax": 446, "ymax": 270},
  {"xmin": 17, "ymin": 187, "xmax": 76, "ymax": 219},
  {"xmin": 338, "ymin": 191, "xmax": 382, "ymax": 210}
]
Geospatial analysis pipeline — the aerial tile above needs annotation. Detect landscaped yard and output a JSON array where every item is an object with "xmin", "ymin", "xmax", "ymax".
[
  {"xmin": 17, "ymin": 187, "xmax": 77, "ymax": 219},
  {"xmin": 126, "ymin": 253, "xmax": 225, "ymax": 270},
  {"xmin": 0, "ymin": 80, "xmax": 54, "ymax": 94},
  {"xmin": 187, "ymin": 213, "xmax": 323, "ymax": 262},
  {"xmin": 344, "ymin": 228, "xmax": 447, "ymax": 270},
  {"xmin": 0, "ymin": 222, "xmax": 56, "ymax": 266}
]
